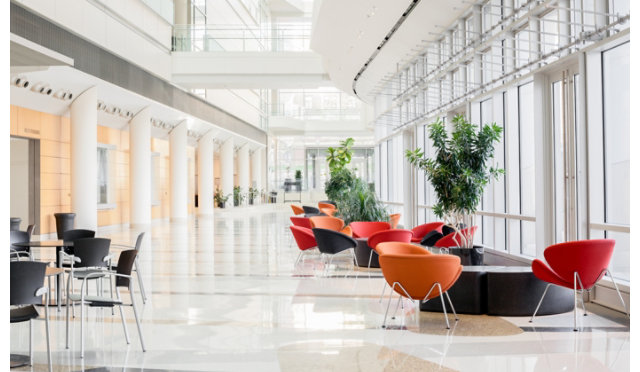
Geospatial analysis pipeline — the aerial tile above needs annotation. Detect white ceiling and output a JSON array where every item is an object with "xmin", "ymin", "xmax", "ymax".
[{"xmin": 311, "ymin": 0, "xmax": 470, "ymax": 102}]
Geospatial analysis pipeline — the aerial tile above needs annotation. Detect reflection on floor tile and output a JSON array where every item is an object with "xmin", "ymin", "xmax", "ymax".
[{"xmin": 10, "ymin": 205, "xmax": 630, "ymax": 372}]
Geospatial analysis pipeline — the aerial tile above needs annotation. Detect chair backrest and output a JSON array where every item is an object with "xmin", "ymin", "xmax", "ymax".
[
  {"xmin": 134, "ymin": 232, "xmax": 145, "ymax": 252},
  {"xmin": 379, "ymin": 253, "xmax": 462, "ymax": 300},
  {"xmin": 318, "ymin": 202, "xmax": 336, "ymax": 211},
  {"xmin": 10, "ymin": 230, "xmax": 29, "ymax": 247},
  {"xmin": 309, "ymin": 216, "xmax": 345, "ymax": 231},
  {"xmin": 10, "ymin": 261, "xmax": 48, "ymax": 306},
  {"xmin": 62, "ymin": 229, "xmax": 96, "ymax": 242},
  {"xmin": 290, "ymin": 226, "xmax": 317, "ymax": 251},
  {"xmin": 318, "ymin": 200, "xmax": 337, "ymax": 207},
  {"xmin": 340, "ymin": 226, "xmax": 352, "ymax": 237},
  {"xmin": 73, "ymin": 238, "xmax": 111, "ymax": 268},
  {"xmin": 389, "ymin": 213, "xmax": 401, "ymax": 229},
  {"xmin": 290, "ymin": 216, "xmax": 312, "ymax": 229},
  {"xmin": 349, "ymin": 221, "xmax": 391, "ymax": 238},
  {"xmin": 26, "ymin": 224, "xmax": 36, "ymax": 239},
  {"xmin": 291, "ymin": 205, "xmax": 305, "ymax": 215},
  {"xmin": 302, "ymin": 206, "xmax": 321, "ymax": 215},
  {"xmin": 377, "ymin": 242, "xmax": 431, "ymax": 256},
  {"xmin": 367, "ymin": 229, "xmax": 414, "ymax": 252},
  {"xmin": 411, "ymin": 222, "xmax": 445, "ymax": 240},
  {"xmin": 115, "ymin": 249, "xmax": 138, "ymax": 288},
  {"xmin": 312, "ymin": 228, "xmax": 357, "ymax": 255},
  {"xmin": 434, "ymin": 226, "xmax": 478, "ymax": 247},
  {"xmin": 544, "ymin": 239, "xmax": 615, "ymax": 288},
  {"xmin": 319, "ymin": 207, "xmax": 336, "ymax": 217}
]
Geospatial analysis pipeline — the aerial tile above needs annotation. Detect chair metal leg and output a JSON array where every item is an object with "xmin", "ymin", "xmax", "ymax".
[
  {"xmin": 130, "ymin": 284, "xmax": 146, "ymax": 352},
  {"xmin": 444, "ymin": 291, "xmax": 459, "ymax": 321},
  {"xmin": 382, "ymin": 283, "xmax": 397, "ymax": 328},
  {"xmin": 116, "ymin": 288, "xmax": 130, "ymax": 344},
  {"xmin": 80, "ymin": 297, "xmax": 85, "ymax": 358},
  {"xmin": 351, "ymin": 248, "xmax": 359, "ymax": 268},
  {"xmin": 606, "ymin": 269, "xmax": 630, "ymax": 318},
  {"xmin": 109, "ymin": 275, "xmax": 115, "ymax": 315},
  {"xmin": 66, "ymin": 284, "xmax": 71, "ymax": 349},
  {"xmin": 368, "ymin": 250, "xmax": 373, "ymax": 269},
  {"xmin": 529, "ymin": 283, "xmax": 551, "ymax": 323},
  {"xmin": 294, "ymin": 251, "xmax": 304, "ymax": 266},
  {"xmin": 135, "ymin": 258, "xmax": 148, "ymax": 304},
  {"xmin": 573, "ymin": 272, "xmax": 579, "ymax": 331},
  {"xmin": 44, "ymin": 294, "xmax": 52, "ymax": 372},
  {"xmin": 437, "ymin": 283, "xmax": 451, "ymax": 329},
  {"xmin": 29, "ymin": 319, "xmax": 33, "ymax": 365},
  {"xmin": 379, "ymin": 282, "xmax": 387, "ymax": 303},
  {"xmin": 391, "ymin": 295, "xmax": 402, "ymax": 320}
]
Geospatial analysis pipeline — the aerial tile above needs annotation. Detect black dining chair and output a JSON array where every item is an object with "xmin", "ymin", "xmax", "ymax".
[
  {"xmin": 10, "ymin": 261, "xmax": 52, "ymax": 371},
  {"xmin": 312, "ymin": 228, "xmax": 358, "ymax": 276},
  {"xmin": 111, "ymin": 232, "xmax": 148, "ymax": 304},
  {"xmin": 66, "ymin": 249, "xmax": 146, "ymax": 358},
  {"xmin": 63, "ymin": 238, "xmax": 112, "ymax": 317},
  {"xmin": 61, "ymin": 229, "xmax": 96, "ymax": 254},
  {"xmin": 10, "ymin": 230, "xmax": 32, "ymax": 260}
]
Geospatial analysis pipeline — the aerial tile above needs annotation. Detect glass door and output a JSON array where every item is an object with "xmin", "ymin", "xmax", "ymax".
[{"xmin": 550, "ymin": 66, "xmax": 579, "ymax": 243}]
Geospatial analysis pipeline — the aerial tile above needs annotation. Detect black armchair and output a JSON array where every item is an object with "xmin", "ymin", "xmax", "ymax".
[{"xmin": 312, "ymin": 228, "xmax": 358, "ymax": 275}]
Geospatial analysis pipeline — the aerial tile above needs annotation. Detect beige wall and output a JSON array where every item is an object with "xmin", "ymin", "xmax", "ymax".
[{"xmin": 10, "ymin": 105, "xmax": 196, "ymax": 234}]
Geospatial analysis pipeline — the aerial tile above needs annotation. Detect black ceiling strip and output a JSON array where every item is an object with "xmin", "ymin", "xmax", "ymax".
[{"xmin": 352, "ymin": 0, "xmax": 421, "ymax": 97}]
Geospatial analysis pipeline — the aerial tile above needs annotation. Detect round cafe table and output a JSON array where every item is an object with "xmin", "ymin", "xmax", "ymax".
[{"xmin": 12, "ymin": 240, "xmax": 73, "ymax": 306}]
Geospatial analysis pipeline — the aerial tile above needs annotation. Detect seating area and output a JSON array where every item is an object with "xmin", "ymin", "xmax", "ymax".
[{"xmin": 7, "ymin": 0, "xmax": 633, "ymax": 370}]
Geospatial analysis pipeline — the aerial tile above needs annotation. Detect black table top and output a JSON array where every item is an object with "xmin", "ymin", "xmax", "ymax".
[{"xmin": 12, "ymin": 240, "xmax": 73, "ymax": 248}]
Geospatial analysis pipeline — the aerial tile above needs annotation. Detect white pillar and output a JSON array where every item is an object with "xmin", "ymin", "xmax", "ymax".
[
  {"xmin": 170, "ymin": 121, "xmax": 188, "ymax": 220},
  {"xmin": 238, "ymin": 145, "xmax": 250, "ymax": 195},
  {"xmin": 198, "ymin": 131, "xmax": 214, "ymax": 216},
  {"xmin": 402, "ymin": 128, "xmax": 415, "ymax": 228},
  {"xmin": 251, "ymin": 148, "xmax": 262, "ymax": 192},
  {"xmin": 70, "ymin": 86, "xmax": 97, "ymax": 230},
  {"xmin": 220, "ymin": 138, "xmax": 234, "ymax": 208},
  {"xmin": 261, "ymin": 148, "xmax": 267, "ymax": 192},
  {"xmin": 129, "ymin": 107, "xmax": 151, "ymax": 226}
]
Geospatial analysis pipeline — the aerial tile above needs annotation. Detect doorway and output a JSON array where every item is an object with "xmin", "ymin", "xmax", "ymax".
[{"xmin": 10, "ymin": 137, "xmax": 39, "ymax": 234}]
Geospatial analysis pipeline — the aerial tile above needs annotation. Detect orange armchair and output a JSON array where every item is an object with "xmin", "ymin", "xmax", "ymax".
[
  {"xmin": 379, "ymin": 252, "xmax": 462, "ymax": 329},
  {"xmin": 290, "ymin": 205, "xmax": 305, "ymax": 215},
  {"xmin": 389, "ymin": 213, "xmax": 401, "ymax": 229},
  {"xmin": 366, "ymin": 229, "xmax": 414, "ymax": 269},
  {"xmin": 309, "ymin": 216, "xmax": 344, "ymax": 230}
]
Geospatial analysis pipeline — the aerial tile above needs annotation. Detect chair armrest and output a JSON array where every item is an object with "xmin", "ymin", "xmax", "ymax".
[
  {"xmin": 103, "ymin": 253, "xmax": 114, "ymax": 262},
  {"xmin": 59, "ymin": 250, "xmax": 81, "ymax": 263},
  {"xmin": 35, "ymin": 287, "xmax": 49, "ymax": 297}
]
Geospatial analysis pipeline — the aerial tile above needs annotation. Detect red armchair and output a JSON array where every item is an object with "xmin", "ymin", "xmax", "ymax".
[
  {"xmin": 530, "ymin": 239, "xmax": 629, "ymax": 331},
  {"xmin": 434, "ymin": 226, "xmax": 478, "ymax": 248},
  {"xmin": 411, "ymin": 222, "xmax": 445, "ymax": 243},
  {"xmin": 349, "ymin": 221, "xmax": 391, "ymax": 239},
  {"xmin": 290, "ymin": 216, "xmax": 312, "ymax": 229},
  {"xmin": 290, "ymin": 226, "xmax": 317, "ymax": 266}
]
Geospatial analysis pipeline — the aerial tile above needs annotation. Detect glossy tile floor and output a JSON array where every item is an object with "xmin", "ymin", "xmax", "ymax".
[{"xmin": 11, "ymin": 205, "xmax": 630, "ymax": 371}]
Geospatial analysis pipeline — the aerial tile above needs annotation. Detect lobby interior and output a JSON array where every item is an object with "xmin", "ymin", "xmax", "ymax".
[{"xmin": 5, "ymin": 0, "xmax": 636, "ymax": 371}]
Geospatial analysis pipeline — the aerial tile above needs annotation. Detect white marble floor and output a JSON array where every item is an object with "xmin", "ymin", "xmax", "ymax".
[{"xmin": 10, "ymin": 204, "xmax": 630, "ymax": 371}]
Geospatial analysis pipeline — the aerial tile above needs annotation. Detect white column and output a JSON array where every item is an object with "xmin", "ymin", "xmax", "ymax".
[
  {"xmin": 198, "ymin": 131, "xmax": 214, "ymax": 216},
  {"xmin": 238, "ymin": 145, "xmax": 250, "ymax": 195},
  {"xmin": 402, "ymin": 128, "xmax": 415, "ymax": 228},
  {"xmin": 251, "ymin": 148, "xmax": 262, "ymax": 201},
  {"xmin": 220, "ymin": 138, "xmax": 234, "ymax": 208},
  {"xmin": 261, "ymin": 148, "xmax": 267, "ymax": 192},
  {"xmin": 170, "ymin": 121, "xmax": 188, "ymax": 220},
  {"xmin": 129, "ymin": 107, "xmax": 151, "ymax": 226},
  {"xmin": 70, "ymin": 86, "xmax": 97, "ymax": 230}
]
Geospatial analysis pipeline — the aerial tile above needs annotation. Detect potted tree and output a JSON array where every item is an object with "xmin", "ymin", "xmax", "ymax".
[
  {"xmin": 406, "ymin": 114, "xmax": 503, "ymax": 265},
  {"xmin": 214, "ymin": 188, "xmax": 230, "ymax": 208},
  {"xmin": 248, "ymin": 187, "xmax": 259, "ymax": 205},
  {"xmin": 294, "ymin": 170, "xmax": 302, "ymax": 191},
  {"xmin": 233, "ymin": 186, "xmax": 246, "ymax": 207}
]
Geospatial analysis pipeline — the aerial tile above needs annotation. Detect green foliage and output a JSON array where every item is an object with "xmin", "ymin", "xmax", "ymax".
[
  {"xmin": 326, "ymin": 137, "xmax": 355, "ymax": 174},
  {"xmin": 233, "ymin": 186, "xmax": 246, "ymax": 206},
  {"xmin": 294, "ymin": 170, "xmax": 302, "ymax": 179},
  {"xmin": 406, "ymin": 115, "xmax": 503, "ymax": 245},
  {"xmin": 248, "ymin": 187, "xmax": 259, "ymax": 201},
  {"xmin": 214, "ymin": 188, "xmax": 230, "ymax": 207},
  {"xmin": 337, "ymin": 178, "xmax": 388, "ymax": 225},
  {"xmin": 323, "ymin": 137, "xmax": 387, "ymax": 224}
]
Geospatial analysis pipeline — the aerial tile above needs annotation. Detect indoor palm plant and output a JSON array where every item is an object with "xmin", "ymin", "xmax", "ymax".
[
  {"xmin": 406, "ymin": 114, "xmax": 503, "ymax": 249},
  {"xmin": 214, "ymin": 188, "xmax": 230, "ymax": 208},
  {"xmin": 248, "ymin": 187, "xmax": 259, "ymax": 205},
  {"xmin": 233, "ymin": 186, "xmax": 246, "ymax": 207},
  {"xmin": 325, "ymin": 137, "xmax": 388, "ymax": 224}
]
